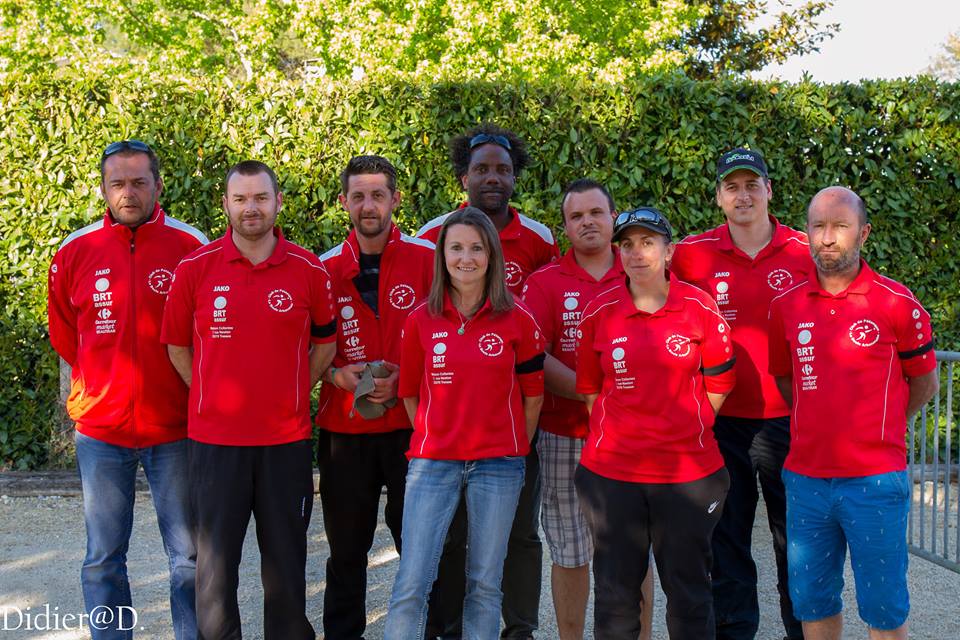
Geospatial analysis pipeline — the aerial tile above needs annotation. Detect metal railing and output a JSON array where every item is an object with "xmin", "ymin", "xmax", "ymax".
[{"xmin": 907, "ymin": 350, "xmax": 959, "ymax": 573}]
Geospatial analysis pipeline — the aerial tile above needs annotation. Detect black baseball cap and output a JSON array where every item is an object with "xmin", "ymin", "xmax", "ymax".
[{"xmin": 717, "ymin": 148, "xmax": 768, "ymax": 181}]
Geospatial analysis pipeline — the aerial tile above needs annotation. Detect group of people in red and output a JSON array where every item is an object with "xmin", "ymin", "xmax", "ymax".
[{"xmin": 47, "ymin": 123, "xmax": 939, "ymax": 640}]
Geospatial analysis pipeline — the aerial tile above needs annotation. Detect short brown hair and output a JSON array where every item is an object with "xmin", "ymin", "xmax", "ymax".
[
  {"xmin": 427, "ymin": 207, "xmax": 513, "ymax": 316},
  {"xmin": 340, "ymin": 155, "xmax": 397, "ymax": 194},
  {"xmin": 225, "ymin": 160, "xmax": 279, "ymax": 195}
]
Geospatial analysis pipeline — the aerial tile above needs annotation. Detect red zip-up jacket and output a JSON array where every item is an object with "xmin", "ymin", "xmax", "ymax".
[
  {"xmin": 47, "ymin": 205, "xmax": 208, "ymax": 447},
  {"xmin": 315, "ymin": 224, "xmax": 435, "ymax": 434}
]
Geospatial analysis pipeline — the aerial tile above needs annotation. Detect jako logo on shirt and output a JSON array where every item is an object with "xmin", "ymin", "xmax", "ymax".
[
  {"xmin": 767, "ymin": 269, "xmax": 793, "ymax": 291},
  {"xmin": 267, "ymin": 289, "xmax": 294, "ymax": 312},
  {"xmin": 148, "ymin": 268, "xmax": 174, "ymax": 295},
  {"xmin": 848, "ymin": 319, "xmax": 880, "ymax": 347},
  {"xmin": 478, "ymin": 333, "xmax": 505, "ymax": 357},
  {"xmin": 665, "ymin": 334, "xmax": 692, "ymax": 357},
  {"xmin": 388, "ymin": 284, "xmax": 416, "ymax": 310},
  {"xmin": 504, "ymin": 261, "xmax": 523, "ymax": 287}
]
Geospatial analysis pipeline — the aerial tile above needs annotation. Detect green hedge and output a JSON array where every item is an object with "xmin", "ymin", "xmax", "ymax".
[{"xmin": 2, "ymin": 71, "xmax": 958, "ymax": 468}]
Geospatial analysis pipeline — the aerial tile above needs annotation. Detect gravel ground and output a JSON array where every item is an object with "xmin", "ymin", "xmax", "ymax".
[{"xmin": 1, "ymin": 492, "xmax": 958, "ymax": 639}]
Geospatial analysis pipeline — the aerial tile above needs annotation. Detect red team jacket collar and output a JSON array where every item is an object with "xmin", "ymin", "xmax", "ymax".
[
  {"xmin": 222, "ymin": 226, "xmax": 289, "ymax": 266},
  {"xmin": 340, "ymin": 223, "xmax": 403, "ymax": 279},
  {"xmin": 558, "ymin": 247, "xmax": 623, "ymax": 282},
  {"xmin": 105, "ymin": 202, "xmax": 163, "ymax": 240},
  {"xmin": 806, "ymin": 258, "xmax": 874, "ymax": 298},
  {"xmin": 716, "ymin": 215, "xmax": 793, "ymax": 256},
  {"xmin": 458, "ymin": 201, "xmax": 523, "ymax": 239},
  {"xmin": 613, "ymin": 271, "xmax": 686, "ymax": 318}
]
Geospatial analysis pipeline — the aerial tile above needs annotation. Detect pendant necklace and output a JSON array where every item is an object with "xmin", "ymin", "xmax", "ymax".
[{"xmin": 456, "ymin": 308, "xmax": 468, "ymax": 335}]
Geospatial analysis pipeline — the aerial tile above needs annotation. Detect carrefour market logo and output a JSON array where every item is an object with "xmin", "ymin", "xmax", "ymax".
[
  {"xmin": 665, "ymin": 334, "xmax": 692, "ymax": 358},
  {"xmin": 848, "ymin": 319, "xmax": 880, "ymax": 347},
  {"xmin": 147, "ymin": 268, "xmax": 173, "ymax": 295},
  {"xmin": 388, "ymin": 284, "xmax": 416, "ymax": 310},
  {"xmin": 478, "ymin": 332, "xmax": 505, "ymax": 357},
  {"xmin": 504, "ymin": 261, "xmax": 523, "ymax": 287},
  {"xmin": 267, "ymin": 288, "xmax": 294, "ymax": 312},
  {"xmin": 767, "ymin": 269, "xmax": 793, "ymax": 291}
]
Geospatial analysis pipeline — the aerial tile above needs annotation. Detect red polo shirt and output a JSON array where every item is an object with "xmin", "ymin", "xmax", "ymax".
[
  {"xmin": 316, "ymin": 224, "xmax": 435, "ymax": 434},
  {"xmin": 417, "ymin": 205, "xmax": 559, "ymax": 294},
  {"xmin": 671, "ymin": 216, "xmax": 812, "ymax": 419},
  {"xmin": 768, "ymin": 260, "xmax": 936, "ymax": 478},
  {"xmin": 398, "ymin": 295, "xmax": 545, "ymax": 460},
  {"xmin": 576, "ymin": 275, "xmax": 736, "ymax": 483},
  {"xmin": 522, "ymin": 249, "xmax": 624, "ymax": 439},
  {"xmin": 161, "ymin": 228, "xmax": 336, "ymax": 446}
]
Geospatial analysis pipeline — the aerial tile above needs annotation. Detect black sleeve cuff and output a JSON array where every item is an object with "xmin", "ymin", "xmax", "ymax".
[
  {"xmin": 899, "ymin": 339, "xmax": 935, "ymax": 360},
  {"xmin": 516, "ymin": 353, "xmax": 546, "ymax": 375},
  {"xmin": 702, "ymin": 356, "xmax": 736, "ymax": 377},
  {"xmin": 312, "ymin": 319, "xmax": 336, "ymax": 339}
]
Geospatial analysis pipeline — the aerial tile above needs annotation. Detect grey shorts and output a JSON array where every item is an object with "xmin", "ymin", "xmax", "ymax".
[{"xmin": 537, "ymin": 430, "xmax": 593, "ymax": 568}]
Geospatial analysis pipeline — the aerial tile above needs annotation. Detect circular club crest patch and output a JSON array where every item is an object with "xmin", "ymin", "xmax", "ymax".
[
  {"xmin": 388, "ymin": 284, "xmax": 416, "ymax": 310},
  {"xmin": 478, "ymin": 333, "xmax": 505, "ymax": 357},
  {"xmin": 504, "ymin": 261, "xmax": 523, "ymax": 287},
  {"xmin": 147, "ymin": 268, "xmax": 174, "ymax": 295},
  {"xmin": 767, "ymin": 269, "xmax": 794, "ymax": 291},
  {"xmin": 848, "ymin": 319, "xmax": 880, "ymax": 347},
  {"xmin": 665, "ymin": 334, "xmax": 692, "ymax": 358},
  {"xmin": 267, "ymin": 289, "xmax": 294, "ymax": 313}
]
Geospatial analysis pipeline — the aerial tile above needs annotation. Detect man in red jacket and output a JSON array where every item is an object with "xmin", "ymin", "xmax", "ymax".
[
  {"xmin": 315, "ymin": 155, "xmax": 434, "ymax": 639},
  {"xmin": 419, "ymin": 124, "xmax": 558, "ymax": 640},
  {"xmin": 47, "ymin": 139, "xmax": 207, "ymax": 639}
]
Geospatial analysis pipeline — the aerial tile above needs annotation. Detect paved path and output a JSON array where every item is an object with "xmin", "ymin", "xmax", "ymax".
[{"xmin": 1, "ymin": 493, "xmax": 958, "ymax": 638}]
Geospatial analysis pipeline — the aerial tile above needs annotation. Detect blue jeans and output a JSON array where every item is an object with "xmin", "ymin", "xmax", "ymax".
[
  {"xmin": 385, "ymin": 456, "xmax": 525, "ymax": 640},
  {"xmin": 75, "ymin": 432, "xmax": 197, "ymax": 640}
]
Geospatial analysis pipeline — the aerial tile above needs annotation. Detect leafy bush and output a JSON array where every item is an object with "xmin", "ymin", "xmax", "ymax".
[{"xmin": 2, "ymin": 69, "xmax": 958, "ymax": 468}]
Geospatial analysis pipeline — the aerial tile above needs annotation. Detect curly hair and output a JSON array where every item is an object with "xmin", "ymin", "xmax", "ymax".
[{"xmin": 448, "ymin": 123, "xmax": 530, "ymax": 180}]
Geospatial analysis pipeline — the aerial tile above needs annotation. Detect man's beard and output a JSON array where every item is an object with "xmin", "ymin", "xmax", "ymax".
[{"xmin": 812, "ymin": 244, "xmax": 861, "ymax": 274}]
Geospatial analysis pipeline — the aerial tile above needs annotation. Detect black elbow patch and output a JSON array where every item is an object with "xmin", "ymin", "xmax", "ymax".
[
  {"xmin": 516, "ymin": 353, "xmax": 545, "ymax": 375},
  {"xmin": 312, "ymin": 320, "xmax": 336, "ymax": 338},
  {"xmin": 702, "ymin": 356, "xmax": 736, "ymax": 377},
  {"xmin": 899, "ymin": 339, "xmax": 934, "ymax": 360}
]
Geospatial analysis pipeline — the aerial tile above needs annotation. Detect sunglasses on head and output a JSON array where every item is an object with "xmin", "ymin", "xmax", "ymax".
[
  {"xmin": 102, "ymin": 139, "xmax": 152, "ymax": 159},
  {"xmin": 469, "ymin": 133, "xmax": 512, "ymax": 151},
  {"xmin": 614, "ymin": 207, "xmax": 672, "ymax": 239}
]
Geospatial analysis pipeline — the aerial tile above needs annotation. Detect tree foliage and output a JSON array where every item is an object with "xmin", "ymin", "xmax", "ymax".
[
  {"xmin": 927, "ymin": 29, "xmax": 960, "ymax": 81},
  {"xmin": 2, "ymin": 69, "xmax": 958, "ymax": 468},
  {"xmin": 1, "ymin": 0, "xmax": 836, "ymax": 82}
]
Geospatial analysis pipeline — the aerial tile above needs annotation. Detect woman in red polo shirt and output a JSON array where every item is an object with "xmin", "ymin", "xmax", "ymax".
[
  {"xmin": 385, "ymin": 207, "xmax": 544, "ymax": 639},
  {"xmin": 574, "ymin": 207, "xmax": 736, "ymax": 640}
]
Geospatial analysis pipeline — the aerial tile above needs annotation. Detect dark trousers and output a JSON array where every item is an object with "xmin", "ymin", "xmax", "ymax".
[
  {"xmin": 317, "ymin": 429, "xmax": 411, "ymax": 640},
  {"xmin": 711, "ymin": 416, "xmax": 803, "ymax": 640},
  {"xmin": 188, "ymin": 439, "xmax": 315, "ymax": 640},
  {"xmin": 426, "ymin": 435, "xmax": 542, "ymax": 639},
  {"xmin": 576, "ymin": 465, "xmax": 730, "ymax": 640}
]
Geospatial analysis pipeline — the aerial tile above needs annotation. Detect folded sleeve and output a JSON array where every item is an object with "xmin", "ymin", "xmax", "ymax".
[
  {"xmin": 514, "ymin": 302, "xmax": 545, "ymax": 397},
  {"xmin": 398, "ymin": 310, "xmax": 425, "ymax": 399},
  {"xmin": 767, "ymin": 299, "xmax": 791, "ymax": 378},
  {"xmin": 575, "ymin": 304, "xmax": 603, "ymax": 395},
  {"xmin": 698, "ymin": 294, "xmax": 736, "ymax": 394},
  {"xmin": 160, "ymin": 261, "xmax": 196, "ymax": 347}
]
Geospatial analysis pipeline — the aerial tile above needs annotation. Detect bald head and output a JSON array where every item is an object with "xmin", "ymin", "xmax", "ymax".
[
  {"xmin": 808, "ymin": 186, "xmax": 868, "ymax": 227},
  {"xmin": 806, "ymin": 186, "xmax": 871, "ymax": 277}
]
